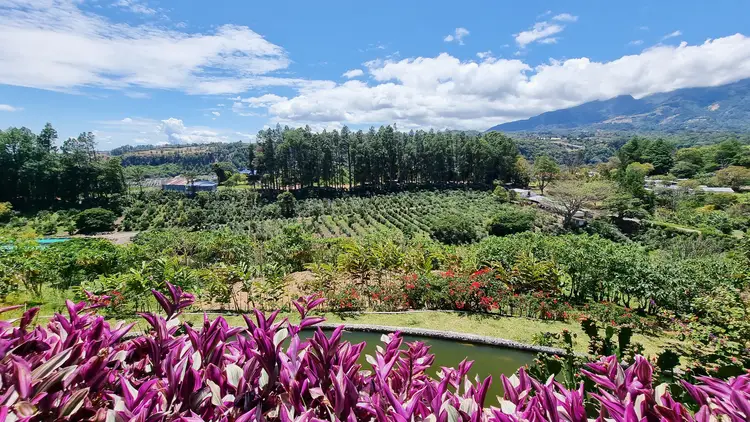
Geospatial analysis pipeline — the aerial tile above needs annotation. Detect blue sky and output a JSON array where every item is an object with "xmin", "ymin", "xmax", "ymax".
[{"xmin": 1, "ymin": 0, "xmax": 750, "ymax": 149}]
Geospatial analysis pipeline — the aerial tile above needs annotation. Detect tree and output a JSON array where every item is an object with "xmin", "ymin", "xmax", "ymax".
[
  {"xmin": 548, "ymin": 180, "xmax": 614, "ymax": 227},
  {"xmin": 671, "ymin": 161, "xmax": 700, "ymax": 178},
  {"xmin": 604, "ymin": 192, "xmax": 648, "ymax": 220},
  {"xmin": 129, "ymin": 166, "xmax": 146, "ymax": 194},
  {"xmin": 75, "ymin": 208, "xmax": 117, "ymax": 234},
  {"xmin": 714, "ymin": 140, "xmax": 742, "ymax": 168},
  {"xmin": 513, "ymin": 156, "xmax": 532, "ymax": 188},
  {"xmin": 533, "ymin": 155, "xmax": 560, "ymax": 195},
  {"xmin": 211, "ymin": 162, "xmax": 236, "ymax": 184},
  {"xmin": 616, "ymin": 137, "xmax": 649, "ymax": 169},
  {"xmin": 184, "ymin": 171, "xmax": 197, "ymax": 196},
  {"xmin": 715, "ymin": 166, "xmax": 750, "ymax": 191},
  {"xmin": 620, "ymin": 162, "xmax": 654, "ymax": 198},
  {"xmin": 643, "ymin": 139, "xmax": 675, "ymax": 175},
  {"xmin": 277, "ymin": 191, "xmax": 296, "ymax": 218}
]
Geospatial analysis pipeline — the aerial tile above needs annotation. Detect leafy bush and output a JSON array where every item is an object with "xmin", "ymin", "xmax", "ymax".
[
  {"xmin": 0, "ymin": 201, "xmax": 12, "ymax": 223},
  {"xmin": 1, "ymin": 287, "xmax": 747, "ymax": 421},
  {"xmin": 492, "ymin": 185, "xmax": 509, "ymax": 202},
  {"xmin": 430, "ymin": 213, "xmax": 481, "ymax": 244},
  {"xmin": 486, "ymin": 206, "xmax": 535, "ymax": 236},
  {"xmin": 75, "ymin": 207, "xmax": 116, "ymax": 233}
]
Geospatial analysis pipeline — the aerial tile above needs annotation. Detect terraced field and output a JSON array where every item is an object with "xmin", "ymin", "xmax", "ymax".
[{"xmin": 123, "ymin": 189, "xmax": 533, "ymax": 238}]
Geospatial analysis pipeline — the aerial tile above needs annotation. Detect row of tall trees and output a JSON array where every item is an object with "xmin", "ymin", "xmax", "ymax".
[
  {"xmin": 253, "ymin": 125, "xmax": 524, "ymax": 190},
  {"xmin": 0, "ymin": 124, "xmax": 126, "ymax": 211}
]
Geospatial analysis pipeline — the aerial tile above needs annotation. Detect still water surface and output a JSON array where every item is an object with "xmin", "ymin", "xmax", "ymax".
[{"xmin": 300, "ymin": 329, "xmax": 535, "ymax": 399}]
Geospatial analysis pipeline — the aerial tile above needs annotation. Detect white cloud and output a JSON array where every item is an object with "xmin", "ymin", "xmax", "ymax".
[
  {"xmin": 158, "ymin": 117, "xmax": 230, "ymax": 144},
  {"xmin": 476, "ymin": 51, "xmax": 493, "ymax": 60},
  {"xmin": 259, "ymin": 34, "xmax": 750, "ymax": 131},
  {"xmin": 515, "ymin": 22, "xmax": 565, "ymax": 47},
  {"xmin": 239, "ymin": 94, "xmax": 287, "ymax": 107},
  {"xmin": 538, "ymin": 38, "xmax": 558, "ymax": 45},
  {"xmin": 94, "ymin": 116, "xmax": 234, "ymax": 146},
  {"xmin": 231, "ymin": 93, "xmax": 287, "ymax": 116},
  {"xmin": 211, "ymin": 111, "xmax": 220, "ymax": 117},
  {"xmin": 0, "ymin": 104, "xmax": 20, "ymax": 112},
  {"xmin": 552, "ymin": 13, "xmax": 578, "ymax": 22},
  {"xmin": 114, "ymin": 0, "xmax": 156, "ymax": 15},
  {"xmin": 342, "ymin": 69, "xmax": 364, "ymax": 79},
  {"xmin": 639, "ymin": 26, "xmax": 649, "ymax": 31},
  {"xmin": 0, "ymin": 0, "xmax": 290, "ymax": 95},
  {"xmin": 629, "ymin": 40, "xmax": 644, "ymax": 46},
  {"xmin": 444, "ymin": 27, "xmax": 469, "ymax": 45},
  {"xmin": 662, "ymin": 30, "xmax": 683, "ymax": 41}
]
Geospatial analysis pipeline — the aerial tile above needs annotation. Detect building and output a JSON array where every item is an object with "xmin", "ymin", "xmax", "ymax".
[
  {"xmin": 161, "ymin": 176, "xmax": 218, "ymax": 194},
  {"xmin": 699, "ymin": 186, "xmax": 735, "ymax": 194},
  {"xmin": 238, "ymin": 169, "xmax": 257, "ymax": 176}
]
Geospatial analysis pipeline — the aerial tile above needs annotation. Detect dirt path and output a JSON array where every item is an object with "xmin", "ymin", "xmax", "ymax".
[{"xmin": 73, "ymin": 231, "xmax": 139, "ymax": 244}]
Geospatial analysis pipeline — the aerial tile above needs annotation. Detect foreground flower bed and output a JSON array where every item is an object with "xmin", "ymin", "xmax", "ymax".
[{"xmin": 0, "ymin": 284, "xmax": 748, "ymax": 421}]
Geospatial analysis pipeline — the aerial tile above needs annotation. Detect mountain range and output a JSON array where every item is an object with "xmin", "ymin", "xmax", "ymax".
[{"xmin": 488, "ymin": 78, "xmax": 750, "ymax": 133}]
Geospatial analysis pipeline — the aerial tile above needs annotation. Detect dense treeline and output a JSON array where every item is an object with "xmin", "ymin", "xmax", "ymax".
[
  {"xmin": 253, "ymin": 125, "xmax": 523, "ymax": 189},
  {"xmin": 115, "ymin": 142, "xmax": 250, "ymax": 174},
  {"xmin": 0, "ymin": 124, "xmax": 126, "ymax": 211}
]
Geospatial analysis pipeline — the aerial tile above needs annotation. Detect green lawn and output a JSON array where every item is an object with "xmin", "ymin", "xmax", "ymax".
[
  {"xmin": 180, "ymin": 310, "xmax": 675, "ymax": 357},
  {"xmin": 2, "ymin": 297, "xmax": 676, "ymax": 358}
]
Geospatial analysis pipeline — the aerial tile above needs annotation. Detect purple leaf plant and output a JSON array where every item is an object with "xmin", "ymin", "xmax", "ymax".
[{"xmin": 0, "ymin": 285, "xmax": 747, "ymax": 421}]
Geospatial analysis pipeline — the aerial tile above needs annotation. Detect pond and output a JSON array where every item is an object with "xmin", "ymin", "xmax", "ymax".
[
  {"xmin": 1, "ymin": 238, "xmax": 71, "ymax": 251},
  {"xmin": 301, "ymin": 329, "xmax": 536, "ymax": 399},
  {"xmin": 37, "ymin": 237, "xmax": 71, "ymax": 245}
]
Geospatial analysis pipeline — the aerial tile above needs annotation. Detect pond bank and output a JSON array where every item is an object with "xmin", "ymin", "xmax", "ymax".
[{"xmin": 311, "ymin": 322, "xmax": 566, "ymax": 355}]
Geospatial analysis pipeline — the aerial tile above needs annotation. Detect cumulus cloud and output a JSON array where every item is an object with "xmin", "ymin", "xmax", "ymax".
[
  {"xmin": 211, "ymin": 111, "xmax": 220, "ymax": 117},
  {"xmin": 444, "ymin": 27, "xmax": 469, "ymax": 45},
  {"xmin": 662, "ymin": 30, "xmax": 683, "ymax": 41},
  {"xmin": 158, "ymin": 117, "xmax": 231, "ymax": 143},
  {"xmin": 0, "ymin": 104, "xmax": 20, "ymax": 112},
  {"xmin": 476, "ymin": 51, "xmax": 493, "ymax": 60},
  {"xmin": 515, "ymin": 22, "xmax": 565, "ymax": 47},
  {"xmin": 0, "ymin": 0, "xmax": 290, "ymax": 95},
  {"xmin": 260, "ymin": 34, "xmax": 750, "ymax": 130},
  {"xmin": 552, "ymin": 13, "xmax": 578, "ymax": 22},
  {"xmin": 94, "ymin": 116, "xmax": 234, "ymax": 146},
  {"xmin": 342, "ymin": 69, "xmax": 364, "ymax": 79}
]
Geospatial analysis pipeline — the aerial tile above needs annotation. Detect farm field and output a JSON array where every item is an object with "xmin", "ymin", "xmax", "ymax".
[{"xmin": 121, "ymin": 189, "xmax": 553, "ymax": 238}]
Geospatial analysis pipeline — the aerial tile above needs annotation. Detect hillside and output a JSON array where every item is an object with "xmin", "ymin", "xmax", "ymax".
[{"xmin": 488, "ymin": 78, "xmax": 750, "ymax": 133}]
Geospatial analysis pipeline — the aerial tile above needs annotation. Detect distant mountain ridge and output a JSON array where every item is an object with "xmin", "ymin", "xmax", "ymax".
[{"xmin": 488, "ymin": 79, "xmax": 750, "ymax": 132}]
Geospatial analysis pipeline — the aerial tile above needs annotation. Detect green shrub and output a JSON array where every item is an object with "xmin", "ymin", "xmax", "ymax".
[
  {"xmin": 487, "ymin": 206, "xmax": 535, "ymax": 236},
  {"xmin": 0, "ymin": 202, "xmax": 12, "ymax": 223},
  {"xmin": 75, "ymin": 208, "xmax": 117, "ymax": 234},
  {"xmin": 493, "ymin": 186, "xmax": 510, "ymax": 203},
  {"xmin": 430, "ymin": 214, "xmax": 480, "ymax": 245}
]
